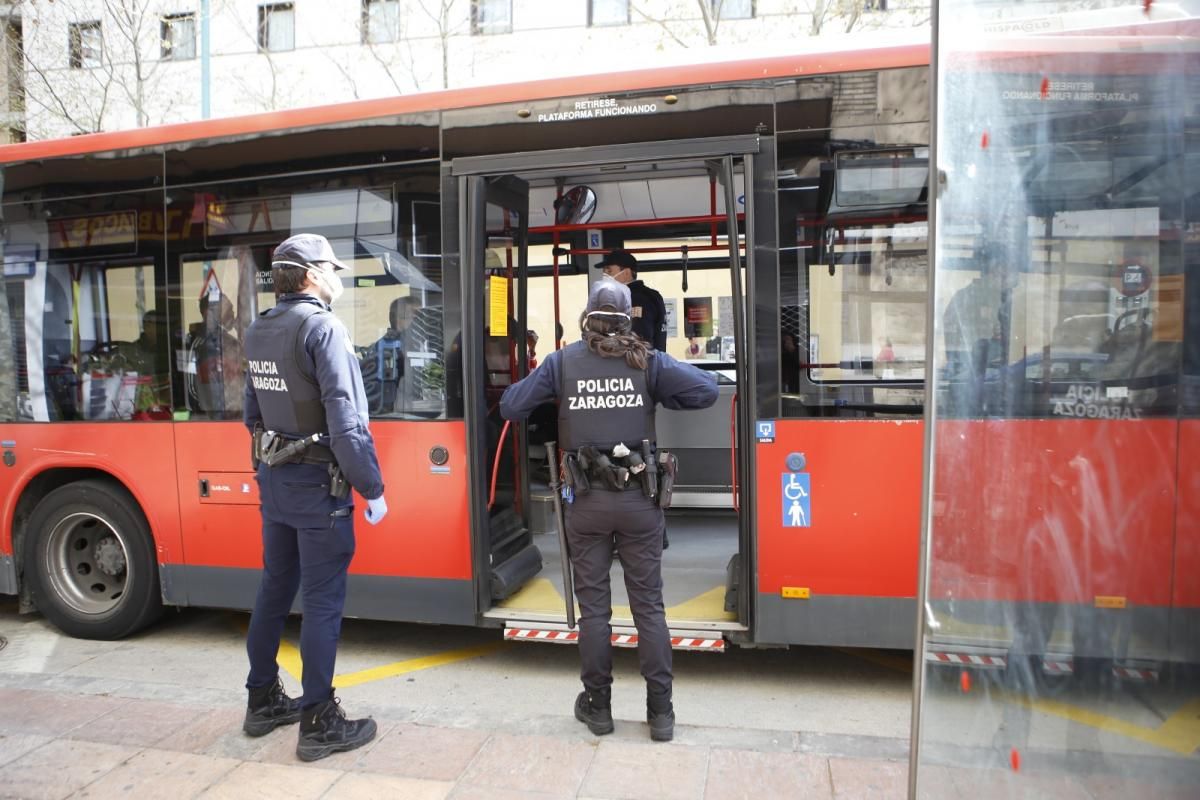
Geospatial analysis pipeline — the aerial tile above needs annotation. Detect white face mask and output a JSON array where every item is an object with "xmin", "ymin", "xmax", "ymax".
[{"xmin": 306, "ymin": 264, "xmax": 344, "ymax": 305}]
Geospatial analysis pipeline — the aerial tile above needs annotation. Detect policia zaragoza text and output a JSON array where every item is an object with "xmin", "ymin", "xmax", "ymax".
[
  {"xmin": 247, "ymin": 360, "xmax": 288, "ymax": 392},
  {"xmin": 566, "ymin": 377, "xmax": 647, "ymax": 410}
]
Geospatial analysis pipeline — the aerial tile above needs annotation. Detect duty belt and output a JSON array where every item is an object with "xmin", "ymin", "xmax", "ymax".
[
  {"xmin": 252, "ymin": 427, "xmax": 350, "ymax": 499},
  {"xmin": 561, "ymin": 442, "xmax": 678, "ymax": 509}
]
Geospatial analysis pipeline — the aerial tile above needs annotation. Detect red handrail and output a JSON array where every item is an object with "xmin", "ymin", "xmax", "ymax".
[
  {"xmin": 730, "ymin": 392, "xmax": 739, "ymax": 513},
  {"xmin": 528, "ymin": 212, "xmax": 744, "ymax": 234},
  {"xmin": 488, "ymin": 420, "xmax": 510, "ymax": 512}
]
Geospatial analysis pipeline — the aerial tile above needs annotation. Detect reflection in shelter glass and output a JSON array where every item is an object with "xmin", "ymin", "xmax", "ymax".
[{"xmin": 914, "ymin": 2, "xmax": 1199, "ymax": 797}]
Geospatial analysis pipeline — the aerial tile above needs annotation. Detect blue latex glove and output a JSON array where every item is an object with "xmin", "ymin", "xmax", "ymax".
[{"xmin": 365, "ymin": 496, "xmax": 388, "ymax": 525}]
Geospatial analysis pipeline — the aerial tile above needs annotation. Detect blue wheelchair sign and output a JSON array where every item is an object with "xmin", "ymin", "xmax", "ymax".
[{"xmin": 782, "ymin": 472, "xmax": 811, "ymax": 528}]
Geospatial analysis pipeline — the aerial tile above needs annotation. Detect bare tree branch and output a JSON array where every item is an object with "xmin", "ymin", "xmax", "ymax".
[{"xmin": 631, "ymin": 3, "xmax": 693, "ymax": 49}]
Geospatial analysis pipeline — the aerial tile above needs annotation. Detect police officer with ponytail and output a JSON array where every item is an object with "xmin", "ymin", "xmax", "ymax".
[
  {"xmin": 241, "ymin": 233, "xmax": 387, "ymax": 762},
  {"xmin": 500, "ymin": 277, "xmax": 717, "ymax": 742}
]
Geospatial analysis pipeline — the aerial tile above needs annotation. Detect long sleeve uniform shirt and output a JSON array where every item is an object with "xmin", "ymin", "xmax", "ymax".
[
  {"xmin": 499, "ymin": 341, "xmax": 719, "ymax": 422},
  {"xmin": 244, "ymin": 294, "xmax": 385, "ymax": 500}
]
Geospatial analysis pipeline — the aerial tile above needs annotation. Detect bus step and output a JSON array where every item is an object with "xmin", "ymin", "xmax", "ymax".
[
  {"xmin": 489, "ymin": 507, "xmax": 530, "ymax": 563},
  {"xmin": 491, "ymin": 544, "xmax": 543, "ymax": 601},
  {"xmin": 504, "ymin": 624, "xmax": 726, "ymax": 652}
]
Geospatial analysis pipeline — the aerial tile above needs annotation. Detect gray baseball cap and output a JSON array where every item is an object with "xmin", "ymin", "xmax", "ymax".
[
  {"xmin": 272, "ymin": 233, "xmax": 350, "ymax": 271},
  {"xmin": 585, "ymin": 277, "xmax": 632, "ymax": 315}
]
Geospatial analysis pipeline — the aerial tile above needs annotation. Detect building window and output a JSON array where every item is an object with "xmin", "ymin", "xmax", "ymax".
[
  {"xmin": 363, "ymin": 0, "xmax": 401, "ymax": 44},
  {"xmin": 589, "ymin": 0, "xmax": 629, "ymax": 26},
  {"xmin": 161, "ymin": 13, "xmax": 197, "ymax": 60},
  {"xmin": 713, "ymin": 0, "xmax": 754, "ymax": 20},
  {"xmin": 471, "ymin": 0, "xmax": 511, "ymax": 35},
  {"xmin": 864, "ymin": 0, "xmax": 888, "ymax": 9},
  {"xmin": 258, "ymin": 3, "xmax": 295, "ymax": 52},
  {"xmin": 69, "ymin": 21, "xmax": 102, "ymax": 69}
]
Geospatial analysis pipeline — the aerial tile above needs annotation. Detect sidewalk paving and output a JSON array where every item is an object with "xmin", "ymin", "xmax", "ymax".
[{"xmin": 0, "ymin": 685, "xmax": 909, "ymax": 799}]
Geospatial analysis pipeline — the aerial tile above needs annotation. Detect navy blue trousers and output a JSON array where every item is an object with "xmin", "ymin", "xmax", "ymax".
[{"xmin": 245, "ymin": 463, "xmax": 355, "ymax": 708}]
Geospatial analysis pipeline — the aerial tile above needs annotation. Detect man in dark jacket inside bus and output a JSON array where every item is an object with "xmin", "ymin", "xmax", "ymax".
[
  {"xmin": 500, "ymin": 277, "xmax": 717, "ymax": 742},
  {"xmin": 241, "ymin": 233, "xmax": 388, "ymax": 762},
  {"xmin": 599, "ymin": 250, "xmax": 668, "ymax": 351}
]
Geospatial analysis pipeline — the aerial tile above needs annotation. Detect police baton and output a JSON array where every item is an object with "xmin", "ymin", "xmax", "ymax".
[{"xmin": 544, "ymin": 441, "xmax": 576, "ymax": 629}]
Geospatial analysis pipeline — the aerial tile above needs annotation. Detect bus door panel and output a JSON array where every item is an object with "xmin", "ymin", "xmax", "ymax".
[
  {"xmin": 755, "ymin": 419, "xmax": 924, "ymax": 648},
  {"xmin": 761, "ymin": 133, "xmax": 928, "ymax": 647},
  {"xmin": 462, "ymin": 172, "xmax": 542, "ymax": 614}
]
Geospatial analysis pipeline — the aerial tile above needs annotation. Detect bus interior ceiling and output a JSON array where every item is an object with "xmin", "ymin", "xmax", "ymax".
[{"xmin": 482, "ymin": 156, "xmax": 746, "ymax": 627}]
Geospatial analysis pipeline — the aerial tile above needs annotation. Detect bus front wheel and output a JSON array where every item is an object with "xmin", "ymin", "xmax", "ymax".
[{"xmin": 23, "ymin": 480, "xmax": 163, "ymax": 640}]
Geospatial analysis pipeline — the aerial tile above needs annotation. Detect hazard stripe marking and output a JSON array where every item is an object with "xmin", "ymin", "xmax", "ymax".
[
  {"xmin": 503, "ymin": 628, "xmax": 725, "ymax": 651},
  {"xmin": 927, "ymin": 652, "xmax": 1007, "ymax": 668}
]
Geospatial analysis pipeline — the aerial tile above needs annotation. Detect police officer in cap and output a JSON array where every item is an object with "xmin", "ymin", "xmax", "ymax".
[
  {"xmin": 500, "ymin": 277, "xmax": 717, "ymax": 741},
  {"xmin": 598, "ymin": 250, "xmax": 668, "ymax": 351},
  {"xmin": 241, "ymin": 233, "xmax": 388, "ymax": 762}
]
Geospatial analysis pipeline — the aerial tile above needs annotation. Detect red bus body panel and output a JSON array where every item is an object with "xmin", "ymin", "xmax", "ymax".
[
  {"xmin": 931, "ymin": 420, "xmax": 1178, "ymax": 607},
  {"xmin": 1175, "ymin": 420, "xmax": 1200, "ymax": 609},
  {"xmin": 756, "ymin": 420, "xmax": 925, "ymax": 599},
  {"xmin": 0, "ymin": 423, "xmax": 184, "ymax": 564},
  {"xmin": 171, "ymin": 421, "xmax": 472, "ymax": 580}
]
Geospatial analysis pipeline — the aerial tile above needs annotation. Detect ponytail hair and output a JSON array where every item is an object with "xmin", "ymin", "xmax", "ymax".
[{"xmin": 580, "ymin": 310, "xmax": 651, "ymax": 371}]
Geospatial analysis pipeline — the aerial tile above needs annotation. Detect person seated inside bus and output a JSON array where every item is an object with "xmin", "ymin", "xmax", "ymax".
[
  {"xmin": 186, "ymin": 294, "xmax": 244, "ymax": 419},
  {"xmin": 132, "ymin": 309, "xmax": 172, "ymax": 412},
  {"xmin": 781, "ymin": 332, "xmax": 801, "ymax": 394},
  {"xmin": 360, "ymin": 296, "xmax": 412, "ymax": 415},
  {"xmin": 361, "ymin": 295, "xmax": 446, "ymax": 417}
]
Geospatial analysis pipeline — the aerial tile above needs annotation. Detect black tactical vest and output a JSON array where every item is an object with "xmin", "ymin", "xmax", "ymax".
[
  {"xmin": 557, "ymin": 342, "xmax": 655, "ymax": 452},
  {"xmin": 244, "ymin": 300, "xmax": 329, "ymax": 436}
]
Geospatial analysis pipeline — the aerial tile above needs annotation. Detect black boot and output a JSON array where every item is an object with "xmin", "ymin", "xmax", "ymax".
[
  {"xmin": 647, "ymin": 685, "xmax": 674, "ymax": 742},
  {"xmin": 296, "ymin": 698, "xmax": 378, "ymax": 762},
  {"xmin": 574, "ymin": 686, "xmax": 614, "ymax": 736},
  {"xmin": 243, "ymin": 679, "xmax": 301, "ymax": 737}
]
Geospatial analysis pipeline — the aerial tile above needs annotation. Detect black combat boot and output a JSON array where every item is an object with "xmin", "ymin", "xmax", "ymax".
[
  {"xmin": 574, "ymin": 686, "xmax": 614, "ymax": 736},
  {"xmin": 296, "ymin": 698, "xmax": 378, "ymax": 762},
  {"xmin": 647, "ymin": 685, "xmax": 674, "ymax": 742},
  {"xmin": 243, "ymin": 679, "xmax": 301, "ymax": 737}
]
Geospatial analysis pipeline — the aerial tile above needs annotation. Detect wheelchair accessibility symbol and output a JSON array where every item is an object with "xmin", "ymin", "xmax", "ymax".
[{"xmin": 782, "ymin": 472, "xmax": 811, "ymax": 528}]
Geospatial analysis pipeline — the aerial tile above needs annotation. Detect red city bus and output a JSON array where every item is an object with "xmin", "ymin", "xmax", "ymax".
[{"xmin": 0, "ymin": 11, "xmax": 1194, "ymax": 677}]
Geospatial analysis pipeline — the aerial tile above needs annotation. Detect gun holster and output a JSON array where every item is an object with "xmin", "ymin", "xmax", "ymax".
[
  {"xmin": 656, "ymin": 451, "xmax": 678, "ymax": 509},
  {"xmin": 562, "ymin": 453, "xmax": 591, "ymax": 496},
  {"xmin": 251, "ymin": 424, "xmax": 264, "ymax": 469},
  {"xmin": 327, "ymin": 464, "xmax": 350, "ymax": 499}
]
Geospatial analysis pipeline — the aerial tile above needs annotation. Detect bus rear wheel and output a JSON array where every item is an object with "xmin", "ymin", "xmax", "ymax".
[{"xmin": 23, "ymin": 480, "xmax": 163, "ymax": 640}]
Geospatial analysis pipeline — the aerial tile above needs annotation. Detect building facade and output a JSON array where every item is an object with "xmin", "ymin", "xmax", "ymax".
[{"xmin": 0, "ymin": 0, "xmax": 934, "ymax": 140}]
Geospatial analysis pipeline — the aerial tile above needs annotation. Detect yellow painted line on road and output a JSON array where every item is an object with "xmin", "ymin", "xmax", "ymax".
[
  {"xmin": 276, "ymin": 639, "xmax": 508, "ymax": 689},
  {"xmin": 836, "ymin": 645, "xmax": 1200, "ymax": 756},
  {"xmin": 275, "ymin": 637, "xmax": 304, "ymax": 683},
  {"xmin": 1001, "ymin": 693, "xmax": 1200, "ymax": 757},
  {"xmin": 333, "ymin": 642, "xmax": 508, "ymax": 688}
]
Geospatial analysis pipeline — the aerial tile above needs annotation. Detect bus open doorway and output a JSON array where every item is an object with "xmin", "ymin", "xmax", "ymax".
[{"xmin": 455, "ymin": 140, "xmax": 762, "ymax": 649}]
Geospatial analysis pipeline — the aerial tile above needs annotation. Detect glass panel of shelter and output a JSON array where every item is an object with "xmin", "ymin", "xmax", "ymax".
[{"xmin": 914, "ymin": 9, "xmax": 1198, "ymax": 798}]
